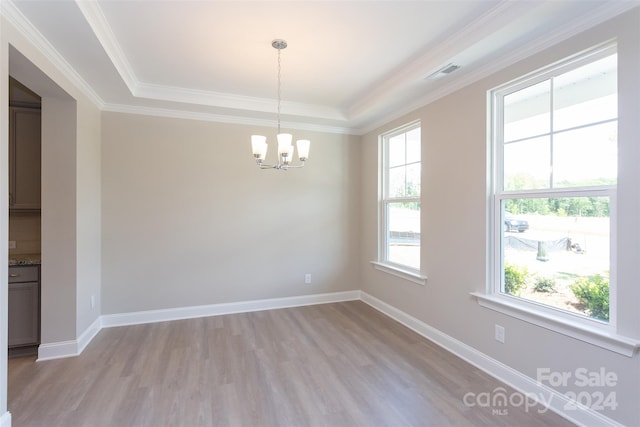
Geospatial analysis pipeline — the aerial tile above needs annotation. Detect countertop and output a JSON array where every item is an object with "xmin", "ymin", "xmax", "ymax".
[{"xmin": 9, "ymin": 254, "xmax": 41, "ymax": 266}]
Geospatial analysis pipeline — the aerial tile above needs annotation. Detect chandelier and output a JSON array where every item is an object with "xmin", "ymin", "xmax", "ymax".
[{"xmin": 251, "ymin": 39, "xmax": 310, "ymax": 170}]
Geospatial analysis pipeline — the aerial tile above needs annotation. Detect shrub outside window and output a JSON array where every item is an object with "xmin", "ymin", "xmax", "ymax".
[
  {"xmin": 491, "ymin": 44, "xmax": 616, "ymax": 323},
  {"xmin": 381, "ymin": 123, "xmax": 421, "ymax": 272}
]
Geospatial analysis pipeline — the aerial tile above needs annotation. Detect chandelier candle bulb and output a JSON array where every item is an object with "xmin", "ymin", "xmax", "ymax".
[
  {"xmin": 251, "ymin": 135, "xmax": 267, "ymax": 161},
  {"xmin": 296, "ymin": 140, "xmax": 310, "ymax": 160},
  {"xmin": 277, "ymin": 133, "xmax": 293, "ymax": 150}
]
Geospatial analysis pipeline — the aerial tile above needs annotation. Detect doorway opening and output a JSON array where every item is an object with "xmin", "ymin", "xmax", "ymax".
[{"xmin": 8, "ymin": 77, "xmax": 42, "ymax": 359}]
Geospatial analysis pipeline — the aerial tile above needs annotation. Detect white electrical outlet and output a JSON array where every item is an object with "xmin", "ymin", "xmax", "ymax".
[
  {"xmin": 90, "ymin": 295, "xmax": 95, "ymax": 310},
  {"xmin": 8, "ymin": 241, "xmax": 16, "ymax": 249},
  {"xmin": 495, "ymin": 324, "xmax": 505, "ymax": 343},
  {"xmin": 304, "ymin": 273, "xmax": 312, "ymax": 284}
]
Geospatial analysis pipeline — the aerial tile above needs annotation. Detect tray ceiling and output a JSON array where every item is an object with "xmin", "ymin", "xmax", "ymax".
[{"xmin": 4, "ymin": 0, "xmax": 634, "ymax": 134}]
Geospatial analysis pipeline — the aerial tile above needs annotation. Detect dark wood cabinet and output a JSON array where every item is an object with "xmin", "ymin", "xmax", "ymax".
[
  {"xmin": 8, "ymin": 265, "xmax": 40, "ymax": 348},
  {"xmin": 9, "ymin": 106, "xmax": 41, "ymax": 211}
]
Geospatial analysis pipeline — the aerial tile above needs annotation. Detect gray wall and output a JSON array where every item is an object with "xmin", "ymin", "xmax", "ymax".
[
  {"xmin": 75, "ymin": 96, "xmax": 102, "ymax": 336},
  {"xmin": 360, "ymin": 10, "xmax": 640, "ymax": 426},
  {"xmin": 41, "ymin": 97, "xmax": 77, "ymax": 343},
  {"xmin": 101, "ymin": 112, "xmax": 361, "ymax": 314}
]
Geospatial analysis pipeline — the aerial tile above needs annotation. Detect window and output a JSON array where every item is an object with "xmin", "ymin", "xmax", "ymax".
[
  {"xmin": 379, "ymin": 122, "xmax": 421, "ymax": 274},
  {"xmin": 490, "ymin": 45, "xmax": 617, "ymax": 324}
]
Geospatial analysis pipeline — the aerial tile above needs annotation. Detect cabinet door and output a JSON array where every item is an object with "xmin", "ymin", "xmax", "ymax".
[
  {"xmin": 9, "ymin": 107, "xmax": 41, "ymax": 210},
  {"xmin": 8, "ymin": 282, "xmax": 40, "ymax": 347}
]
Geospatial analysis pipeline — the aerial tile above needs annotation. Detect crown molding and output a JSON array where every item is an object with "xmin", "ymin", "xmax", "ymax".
[
  {"xmin": 1, "ymin": 0, "xmax": 104, "ymax": 108},
  {"xmin": 355, "ymin": 1, "xmax": 639, "ymax": 136},
  {"xmin": 102, "ymin": 103, "xmax": 355, "ymax": 135},
  {"xmin": 74, "ymin": 0, "xmax": 137, "ymax": 95},
  {"xmin": 75, "ymin": 0, "xmax": 347, "ymax": 122},
  {"xmin": 3, "ymin": 0, "xmax": 349, "ymax": 130},
  {"xmin": 5, "ymin": 0, "xmax": 637, "ymax": 137},
  {"xmin": 345, "ymin": 1, "xmax": 536, "ymax": 121},
  {"xmin": 135, "ymin": 82, "xmax": 347, "ymax": 122}
]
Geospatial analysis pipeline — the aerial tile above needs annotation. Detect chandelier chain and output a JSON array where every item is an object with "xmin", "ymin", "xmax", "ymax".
[{"xmin": 277, "ymin": 46, "xmax": 282, "ymax": 134}]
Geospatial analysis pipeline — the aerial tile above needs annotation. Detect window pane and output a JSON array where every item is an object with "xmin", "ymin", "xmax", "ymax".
[
  {"xmin": 504, "ymin": 80, "xmax": 550, "ymax": 142},
  {"xmin": 387, "ymin": 202, "xmax": 420, "ymax": 270},
  {"xmin": 501, "ymin": 197, "xmax": 610, "ymax": 321},
  {"xmin": 553, "ymin": 54, "xmax": 617, "ymax": 131},
  {"xmin": 388, "ymin": 166, "xmax": 406, "ymax": 198},
  {"xmin": 388, "ymin": 134, "xmax": 406, "ymax": 167},
  {"xmin": 406, "ymin": 163, "xmax": 421, "ymax": 197},
  {"xmin": 406, "ymin": 128, "xmax": 421, "ymax": 163},
  {"xmin": 504, "ymin": 136, "xmax": 550, "ymax": 191},
  {"xmin": 553, "ymin": 121, "xmax": 617, "ymax": 187},
  {"xmin": 382, "ymin": 124, "xmax": 420, "ymax": 271}
]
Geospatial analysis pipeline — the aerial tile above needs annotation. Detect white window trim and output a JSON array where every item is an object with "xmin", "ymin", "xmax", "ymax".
[
  {"xmin": 371, "ymin": 261, "xmax": 427, "ymax": 286},
  {"xmin": 376, "ymin": 120, "xmax": 423, "ymax": 280},
  {"xmin": 471, "ymin": 292, "xmax": 638, "ymax": 357},
  {"xmin": 477, "ymin": 42, "xmax": 640, "ymax": 356}
]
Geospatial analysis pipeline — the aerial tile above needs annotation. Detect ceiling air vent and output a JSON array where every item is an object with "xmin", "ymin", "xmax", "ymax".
[{"xmin": 425, "ymin": 63, "xmax": 460, "ymax": 80}]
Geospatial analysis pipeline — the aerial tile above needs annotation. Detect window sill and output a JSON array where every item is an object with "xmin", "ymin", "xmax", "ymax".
[
  {"xmin": 471, "ymin": 292, "xmax": 640, "ymax": 357},
  {"xmin": 370, "ymin": 261, "xmax": 427, "ymax": 286}
]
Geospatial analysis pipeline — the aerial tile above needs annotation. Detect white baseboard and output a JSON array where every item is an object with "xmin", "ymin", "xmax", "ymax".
[
  {"xmin": 37, "ymin": 290, "xmax": 361, "ymax": 361},
  {"xmin": 37, "ymin": 340, "xmax": 78, "ymax": 361},
  {"xmin": 360, "ymin": 291, "xmax": 622, "ymax": 427},
  {"xmin": 0, "ymin": 411, "xmax": 11, "ymax": 427},
  {"xmin": 101, "ymin": 290, "xmax": 361, "ymax": 328},
  {"xmin": 77, "ymin": 317, "xmax": 102, "ymax": 354},
  {"xmin": 37, "ymin": 317, "xmax": 102, "ymax": 361}
]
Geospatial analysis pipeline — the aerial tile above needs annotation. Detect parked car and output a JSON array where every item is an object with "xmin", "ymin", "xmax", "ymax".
[{"xmin": 504, "ymin": 212, "xmax": 529, "ymax": 232}]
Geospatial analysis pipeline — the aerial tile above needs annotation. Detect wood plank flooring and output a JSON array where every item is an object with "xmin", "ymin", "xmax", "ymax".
[{"xmin": 8, "ymin": 301, "xmax": 575, "ymax": 426}]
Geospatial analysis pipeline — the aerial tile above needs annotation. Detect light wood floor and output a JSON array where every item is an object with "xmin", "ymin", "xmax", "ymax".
[{"xmin": 9, "ymin": 301, "xmax": 574, "ymax": 426}]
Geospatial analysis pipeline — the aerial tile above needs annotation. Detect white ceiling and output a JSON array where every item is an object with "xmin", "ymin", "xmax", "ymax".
[{"xmin": 4, "ymin": 0, "xmax": 637, "ymax": 134}]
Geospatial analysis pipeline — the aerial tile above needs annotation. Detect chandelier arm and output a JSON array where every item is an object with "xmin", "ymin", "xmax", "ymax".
[
  {"xmin": 256, "ymin": 161, "xmax": 305, "ymax": 170},
  {"xmin": 255, "ymin": 160, "xmax": 275, "ymax": 168}
]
